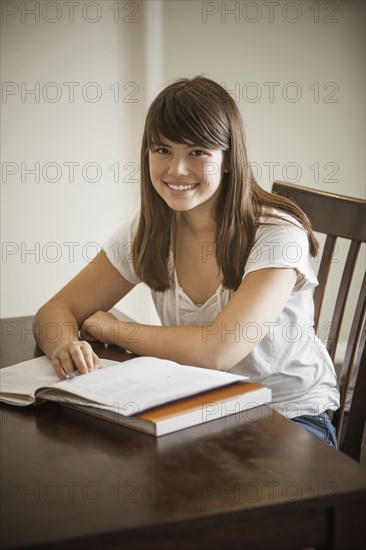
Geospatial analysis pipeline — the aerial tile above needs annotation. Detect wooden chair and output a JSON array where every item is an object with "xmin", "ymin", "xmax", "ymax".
[{"xmin": 271, "ymin": 180, "xmax": 366, "ymax": 461}]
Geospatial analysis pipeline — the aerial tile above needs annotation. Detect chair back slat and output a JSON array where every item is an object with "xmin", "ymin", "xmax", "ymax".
[
  {"xmin": 327, "ymin": 240, "xmax": 361, "ymax": 361},
  {"xmin": 271, "ymin": 180, "xmax": 366, "ymax": 461},
  {"xmin": 337, "ymin": 273, "xmax": 366, "ymax": 439},
  {"xmin": 313, "ymin": 235, "xmax": 337, "ymax": 331},
  {"xmin": 342, "ymin": 321, "xmax": 366, "ymax": 459}
]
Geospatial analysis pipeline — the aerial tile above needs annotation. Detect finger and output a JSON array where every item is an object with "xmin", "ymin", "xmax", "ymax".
[
  {"xmin": 52, "ymin": 357, "xmax": 65, "ymax": 380},
  {"xmin": 92, "ymin": 351, "xmax": 103, "ymax": 370},
  {"xmin": 59, "ymin": 352, "xmax": 78, "ymax": 378},
  {"xmin": 69, "ymin": 346, "xmax": 89, "ymax": 375},
  {"xmin": 79, "ymin": 343, "xmax": 95, "ymax": 372}
]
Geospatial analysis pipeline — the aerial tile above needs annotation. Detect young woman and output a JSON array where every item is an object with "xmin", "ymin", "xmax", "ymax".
[{"xmin": 33, "ymin": 76, "xmax": 340, "ymax": 446}]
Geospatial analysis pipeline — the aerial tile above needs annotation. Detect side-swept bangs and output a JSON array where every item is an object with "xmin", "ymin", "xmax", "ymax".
[{"xmin": 145, "ymin": 79, "xmax": 231, "ymax": 152}]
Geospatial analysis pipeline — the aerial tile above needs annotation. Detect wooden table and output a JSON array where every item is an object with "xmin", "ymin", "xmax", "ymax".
[{"xmin": 1, "ymin": 316, "xmax": 366, "ymax": 549}]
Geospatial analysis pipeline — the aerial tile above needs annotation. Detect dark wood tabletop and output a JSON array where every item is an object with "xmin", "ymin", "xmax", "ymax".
[{"xmin": 1, "ymin": 316, "xmax": 366, "ymax": 550}]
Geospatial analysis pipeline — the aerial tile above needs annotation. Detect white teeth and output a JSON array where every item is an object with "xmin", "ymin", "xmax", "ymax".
[{"xmin": 167, "ymin": 183, "xmax": 196, "ymax": 191}]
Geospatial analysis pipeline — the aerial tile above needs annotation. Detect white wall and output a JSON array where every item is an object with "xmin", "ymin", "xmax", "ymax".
[
  {"xmin": 1, "ymin": 1, "xmax": 365, "ymax": 357},
  {"xmin": 1, "ymin": 0, "xmax": 159, "ymax": 323}
]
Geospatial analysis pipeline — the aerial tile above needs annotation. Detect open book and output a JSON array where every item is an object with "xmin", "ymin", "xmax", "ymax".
[{"xmin": 0, "ymin": 356, "xmax": 272, "ymax": 436}]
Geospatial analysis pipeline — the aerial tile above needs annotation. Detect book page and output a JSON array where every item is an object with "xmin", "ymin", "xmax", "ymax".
[
  {"xmin": 0, "ymin": 357, "xmax": 57, "ymax": 403},
  {"xmin": 0, "ymin": 357, "xmax": 118, "ymax": 405},
  {"xmin": 41, "ymin": 356, "xmax": 247, "ymax": 415}
]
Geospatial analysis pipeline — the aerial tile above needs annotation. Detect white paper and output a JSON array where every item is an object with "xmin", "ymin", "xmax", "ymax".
[
  {"xmin": 0, "ymin": 357, "xmax": 118, "ymax": 404},
  {"xmin": 0, "ymin": 356, "xmax": 58, "ymax": 399}
]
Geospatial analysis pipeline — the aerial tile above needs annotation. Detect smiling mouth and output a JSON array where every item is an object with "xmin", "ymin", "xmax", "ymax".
[{"xmin": 165, "ymin": 182, "xmax": 199, "ymax": 191}]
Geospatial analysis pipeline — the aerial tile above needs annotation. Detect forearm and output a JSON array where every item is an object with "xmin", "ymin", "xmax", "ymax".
[
  {"xmin": 33, "ymin": 302, "xmax": 80, "ymax": 359},
  {"xmin": 109, "ymin": 321, "xmax": 233, "ymax": 370}
]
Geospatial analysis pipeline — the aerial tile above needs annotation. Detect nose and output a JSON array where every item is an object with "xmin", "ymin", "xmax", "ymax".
[{"xmin": 166, "ymin": 154, "xmax": 190, "ymax": 177}]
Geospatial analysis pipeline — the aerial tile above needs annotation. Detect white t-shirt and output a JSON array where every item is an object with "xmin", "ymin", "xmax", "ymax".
[{"xmin": 103, "ymin": 210, "xmax": 340, "ymax": 419}]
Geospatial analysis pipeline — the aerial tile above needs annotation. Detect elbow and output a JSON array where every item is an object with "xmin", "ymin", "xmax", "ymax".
[
  {"xmin": 210, "ymin": 353, "xmax": 237, "ymax": 372},
  {"xmin": 195, "ymin": 329, "xmax": 253, "ymax": 371},
  {"xmin": 33, "ymin": 302, "xmax": 49, "ymax": 325},
  {"xmin": 198, "ymin": 323, "xmax": 246, "ymax": 371},
  {"xmin": 32, "ymin": 306, "xmax": 42, "ymax": 336},
  {"xmin": 32, "ymin": 304, "xmax": 47, "ymax": 344},
  {"xmin": 197, "ymin": 344, "xmax": 242, "ymax": 372}
]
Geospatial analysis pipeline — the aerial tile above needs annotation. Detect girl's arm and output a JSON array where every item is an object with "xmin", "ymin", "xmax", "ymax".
[
  {"xmin": 81, "ymin": 267, "xmax": 297, "ymax": 371},
  {"xmin": 33, "ymin": 250, "xmax": 135, "ymax": 378}
]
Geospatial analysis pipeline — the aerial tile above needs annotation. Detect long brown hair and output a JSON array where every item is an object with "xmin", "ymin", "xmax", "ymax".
[{"xmin": 133, "ymin": 76, "xmax": 318, "ymax": 291}]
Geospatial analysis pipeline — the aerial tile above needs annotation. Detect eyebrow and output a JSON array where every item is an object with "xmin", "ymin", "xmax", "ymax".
[
  {"xmin": 154, "ymin": 142, "xmax": 171, "ymax": 148},
  {"xmin": 154, "ymin": 141, "xmax": 200, "ymax": 148}
]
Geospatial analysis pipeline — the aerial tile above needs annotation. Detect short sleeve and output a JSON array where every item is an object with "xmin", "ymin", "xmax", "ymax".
[
  {"xmin": 244, "ymin": 215, "xmax": 318, "ymax": 292},
  {"xmin": 102, "ymin": 211, "xmax": 142, "ymax": 285}
]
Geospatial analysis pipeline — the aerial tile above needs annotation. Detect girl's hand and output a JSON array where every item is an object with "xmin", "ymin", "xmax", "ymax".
[
  {"xmin": 52, "ymin": 340, "xmax": 102, "ymax": 380},
  {"xmin": 80, "ymin": 311, "xmax": 118, "ymax": 345}
]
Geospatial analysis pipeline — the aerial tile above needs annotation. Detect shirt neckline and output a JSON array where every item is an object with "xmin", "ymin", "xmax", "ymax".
[{"xmin": 173, "ymin": 267, "xmax": 223, "ymax": 310}]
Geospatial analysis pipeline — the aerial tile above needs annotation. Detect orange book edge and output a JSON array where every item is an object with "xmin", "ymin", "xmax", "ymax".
[{"xmin": 138, "ymin": 382, "xmax": 267, "ymax": 422}]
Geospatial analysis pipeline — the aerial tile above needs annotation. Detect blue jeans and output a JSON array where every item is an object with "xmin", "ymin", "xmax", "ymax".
[{"xmin": 292, "ymin": 411, "xmax": 338, "ymax": 448}]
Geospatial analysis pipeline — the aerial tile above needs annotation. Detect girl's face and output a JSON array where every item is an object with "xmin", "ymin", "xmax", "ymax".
[{"xmin": 148, "ymin": 137, "xmax": 226, "ymax": 213}]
